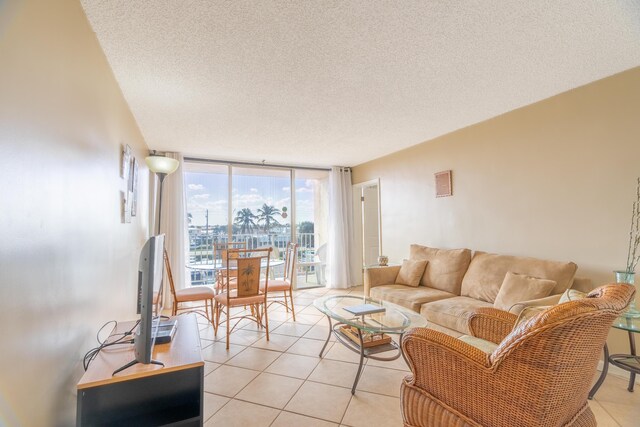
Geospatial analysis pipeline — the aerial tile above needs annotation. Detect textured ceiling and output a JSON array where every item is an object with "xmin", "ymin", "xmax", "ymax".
[{"xmin": 81, "ymin": 1, "xmax": 640, "ymax": 167}]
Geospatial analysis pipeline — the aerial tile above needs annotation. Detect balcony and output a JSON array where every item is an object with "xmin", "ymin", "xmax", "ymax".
[{"xmin": 188, "ymin": 231, "xmax": 324, "ymax": 290}]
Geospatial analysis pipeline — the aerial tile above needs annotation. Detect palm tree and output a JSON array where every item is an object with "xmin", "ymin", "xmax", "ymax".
[
  {"xmin": 257, "ymin": 204, "xmax": 281, "ymax": 233},
  {"xmin": 240, "ymin": 263, "xmax": 255, "ymax": 292},
  {"xmin": 234, "ymin": 208, "xmax": 257, "ymax": 234}
]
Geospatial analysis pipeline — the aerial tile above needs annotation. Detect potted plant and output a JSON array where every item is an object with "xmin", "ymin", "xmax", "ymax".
[{"xmin": 617, "ymin": 177, "xmax": 640, "ymax": 318}]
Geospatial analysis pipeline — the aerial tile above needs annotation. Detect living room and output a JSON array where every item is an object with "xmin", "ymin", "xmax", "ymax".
[{"xmin": 1, "ymin": 1, "xmax": 640, "ymax": 426}]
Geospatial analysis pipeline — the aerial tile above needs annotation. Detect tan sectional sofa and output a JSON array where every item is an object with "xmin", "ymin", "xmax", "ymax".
[{"xmin": 365, "ymin": 244, "xmax": 582, "ymax": 337}]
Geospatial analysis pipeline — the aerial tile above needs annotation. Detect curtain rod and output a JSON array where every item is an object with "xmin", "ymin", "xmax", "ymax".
[{"xmin": 183, "ymin": 156, "xmax": 334, "ymax": 172}]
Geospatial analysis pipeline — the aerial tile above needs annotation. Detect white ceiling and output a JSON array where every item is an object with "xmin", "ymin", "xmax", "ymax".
[{"xmin": 81, "ymin": 1, "xmax": 640, "ymax": 167}]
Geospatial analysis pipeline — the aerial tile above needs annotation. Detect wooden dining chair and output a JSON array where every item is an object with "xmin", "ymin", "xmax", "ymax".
[
  {"xmin": 164, "ymin": 249, "xmax": 215, "ymax": 324},
  {"xmin": 261, "ymin": 242, "xmax": 298, "ymax": 321},
  {"xmin": 214, "ymin": 247, "xmax": 272, "ymax": 349},
  {"xmin": 213, "ymin": 241, "xmax": 247, "ymax": 293}
]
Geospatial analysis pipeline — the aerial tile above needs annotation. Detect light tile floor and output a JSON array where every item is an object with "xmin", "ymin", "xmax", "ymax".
[{"xmin": 190, "ymin": 286, "xmax": 640, "ymax": 426}]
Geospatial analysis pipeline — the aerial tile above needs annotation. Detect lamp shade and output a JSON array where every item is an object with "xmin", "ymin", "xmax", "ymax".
[{"xmin": 145, "ymin": 155, "xmax": 179, "ymax": 175}]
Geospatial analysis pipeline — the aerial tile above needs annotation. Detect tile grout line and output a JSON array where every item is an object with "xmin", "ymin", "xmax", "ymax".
[
  {"xmin": 203, "ymin": 286, "xmax": 406, "ymax": 426},
  {"xmin": 592, "ymin": 399, "xmax": 623, "ymax": 427}
]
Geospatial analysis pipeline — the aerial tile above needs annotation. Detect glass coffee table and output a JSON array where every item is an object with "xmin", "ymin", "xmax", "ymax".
[
  {"xmin": 313, "ymin": 294, "xmax": 427, "ymax": 394},
  {"xmin": 589, "ymin": 316, "xmax": 640, "ymax": 399}
]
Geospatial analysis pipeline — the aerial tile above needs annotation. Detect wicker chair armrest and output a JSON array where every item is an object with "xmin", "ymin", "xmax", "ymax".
[
  {"xmin": 364, "ymin": 265, "xmax": 401, "ymax": 295},
  {"xmin": 467, "ymin": 308, "xmax": 518, "ymax": 344},
  {"xmin": 402, "ymin": 327, "xmax": 492, "ymax": 391}
]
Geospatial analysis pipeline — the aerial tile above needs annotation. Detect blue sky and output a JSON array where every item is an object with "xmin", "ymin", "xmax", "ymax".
[{"xmin": 185, "ymin": 171, "xmax": 316, "ymax": 227}]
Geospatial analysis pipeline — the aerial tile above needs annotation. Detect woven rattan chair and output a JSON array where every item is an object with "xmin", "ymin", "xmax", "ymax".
[
  {"xmin": 214, "ymin": 247, "xmax": 272, "ymax": 349},
  {"xmin": 164, "ymin": 249, "xmax": 215, "ymax": 324},
  {"xmin": 400, "ymin": 283, "xmax": 636, "ymax": 427},
  {"xmin": 261, "ymin": 242, "xmax": 298, "ymax": 321}
]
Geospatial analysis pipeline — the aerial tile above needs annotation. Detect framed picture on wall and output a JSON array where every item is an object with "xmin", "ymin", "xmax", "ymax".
[
  {"xmin": 130, "ymin": 157, "xmax": 138, "ymax": 216},
  {"xmin": 120, "ymin": 144, "xmax": 131, "ymax": 180},
  {"xmin": 435, "ymin": 170, "xmax": 452, "ymax": 197},
  {"xmin": 120, "ymin": 191, "xmax": 131, "ymax": 223}
]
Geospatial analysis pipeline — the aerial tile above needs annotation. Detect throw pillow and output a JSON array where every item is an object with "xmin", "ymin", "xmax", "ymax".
[
  {"xmin": 514, "ymin": 305, "xmax": 550, "ymax": 329},
  {"xmin": 559, "ymin": 288, "xmax": 588, "ymax": 303},
  {"xmin": 494, "ymin": 271, "xmax": 557, "ymax": 311},
  {"xmin": 396, "ymin": 259, "xmax": 428, "ymax": 287}
]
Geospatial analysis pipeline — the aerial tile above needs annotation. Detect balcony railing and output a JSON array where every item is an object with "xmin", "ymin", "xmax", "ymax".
[{"xmin": 187, "ymin": 230, "xmax": 321, "ymax": 287}]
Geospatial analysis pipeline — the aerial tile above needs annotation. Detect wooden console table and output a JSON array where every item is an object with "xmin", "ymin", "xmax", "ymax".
[{"xmin": 77, "ymin": 314, "xmax": 204, "ymax": 426}]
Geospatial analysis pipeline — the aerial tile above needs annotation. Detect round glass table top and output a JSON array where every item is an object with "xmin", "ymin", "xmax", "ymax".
[
  {"xmin": 187, "ymin": 260, "xmax": 284, "ymax": 270},
  {"xmin": 611, "ymin": 316, "xmax": 640, "ymax": 333},
  {"xmin": 313, "ymin": 294, "xmax": 428, "ymax": 334}
]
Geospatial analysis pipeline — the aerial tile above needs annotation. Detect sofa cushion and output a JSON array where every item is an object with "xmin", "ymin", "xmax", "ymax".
[
  {"xmin": 427, "ymin": 322, "xmax": 464, "ymax": 338},
  {"xmin": 460, "ymin": 251, "xmax": 578, "ymax": 303},
  {"xmin": 493, "ymin": 272, "xmax": 556, "ymax": 311},
  {"xmin": 420, "ymin": 296, "xmax": 493, "ymax": 334},
  {"xmin": 370, "ymin": 284, "xmax": 456, "ymax": 312},
  {"xmin": 396, "ymin": 259, "xmax": 428, "ymax": 287},
  {"xmin": 458, "ymin": 335, "xmax": 499, "ymax": 354},
  {"xmin": 409, "ymin": 245, "xmax": 472, "ymax": 295}
]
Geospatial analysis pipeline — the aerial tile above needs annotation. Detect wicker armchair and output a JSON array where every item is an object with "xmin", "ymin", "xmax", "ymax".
[{"xmin": 400, "ymin": 283, "xmax": 635, "ymax": 427}]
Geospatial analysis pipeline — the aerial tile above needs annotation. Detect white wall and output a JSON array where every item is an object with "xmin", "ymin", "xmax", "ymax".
[{"xmin": 0, "ymin": 1, "xmax": 149, "ymax": 425}]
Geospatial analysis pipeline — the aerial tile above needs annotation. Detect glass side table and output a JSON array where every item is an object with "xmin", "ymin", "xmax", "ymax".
[{"xmin": 589, "ymin": 316, "xmax": 640, "ymax": 399}]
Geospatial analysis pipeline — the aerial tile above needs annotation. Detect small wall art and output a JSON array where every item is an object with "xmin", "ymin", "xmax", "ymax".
[
  {"xmin": 435, "ymin": 170, "xmax": 452, "ymax": 197},
  {"xmin": 130, "ymin": 157, "xmax": 138, "ymax": 217},
  {"xmin": 120, "ymin": 144, "xmax": 134, "ymax": 223},
  {"xmin": 120, "ymin": 144, "xmax": 131, "ymax": 180}
]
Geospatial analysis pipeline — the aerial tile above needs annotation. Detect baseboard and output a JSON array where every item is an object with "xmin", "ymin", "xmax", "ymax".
[{"xmin": 597, "ymin": 360, "xmax": 640, "ymax": 385}]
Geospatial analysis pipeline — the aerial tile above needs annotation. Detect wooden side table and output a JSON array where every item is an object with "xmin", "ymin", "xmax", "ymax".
[{"xmin": 589, "ymin": 316, "xmax": 640, "ymax": 399}]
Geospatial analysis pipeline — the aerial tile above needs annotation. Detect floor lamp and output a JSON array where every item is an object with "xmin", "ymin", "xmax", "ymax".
[
  {"xmin": 145, "ymin": 154, "xmax": 180, "ymax": 235},
  {"xmin": 146, "ymin": 153, "xmax": 179, "ymax": 315}
]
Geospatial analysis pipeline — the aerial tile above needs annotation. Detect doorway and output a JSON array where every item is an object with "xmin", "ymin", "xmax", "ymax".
[{"xmin": 352, "ymin": 179, "xmax": 381, "ymax": 286}]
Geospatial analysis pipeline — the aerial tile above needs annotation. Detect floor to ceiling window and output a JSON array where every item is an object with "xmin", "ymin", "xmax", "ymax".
[
  {"xmin": 232, "ymin": 167, "xmax": 291, "ymax": 253},
  {"xmin": 295, "ymin": 169, "xmax": 329, "ymax": 287},
  {"xmin": 184, "ymin": 161, "xmax": 328, "ymax": 289},
  {"xmin": 184, "ymin": 163, "xmax": 229, "ymax": 286}
]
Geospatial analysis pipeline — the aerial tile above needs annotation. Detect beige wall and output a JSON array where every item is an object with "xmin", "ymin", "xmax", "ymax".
[
  {"xmin": 0, "ymin": 1, "xmax": 149, "ymax": 425},
  {"xmin": 353, "ymin": 67, "xmax": 640, "ymax": 354}
]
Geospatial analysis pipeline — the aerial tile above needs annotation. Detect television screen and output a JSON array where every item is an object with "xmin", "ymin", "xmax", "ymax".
[{"xmin": 134, "ymin": 234, "xmax": 165, "ymax": 364}]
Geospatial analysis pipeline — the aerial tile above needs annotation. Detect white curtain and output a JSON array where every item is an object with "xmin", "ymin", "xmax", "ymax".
[
  {"xmin": 327, "ymin": 166, "xmax": 354, "ymax": 289},
  {"xmin": 153, "ymin": 153, "xmax": 190, "ymax": 306}
]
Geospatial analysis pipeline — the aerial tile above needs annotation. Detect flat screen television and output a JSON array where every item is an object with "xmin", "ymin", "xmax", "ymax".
[{"xmin": 113, "ymin": 234, "xmax": 165, "ymax": 375}]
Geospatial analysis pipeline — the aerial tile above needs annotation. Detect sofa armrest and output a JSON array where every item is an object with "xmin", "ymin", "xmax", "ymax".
[
  {"xmin": 507, "ymin": 294, "xmax": 562, "ymax": 315},
  {"xmin": 364, "ymin": 265, "xmax": 401, "ymax": 296},
  {"xmin": 467, "ymin": 308, "xmax": 518, "ymax": 344}
]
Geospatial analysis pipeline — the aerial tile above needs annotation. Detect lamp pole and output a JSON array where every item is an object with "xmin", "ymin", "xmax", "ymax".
[{"xmin": 156, "ymin": 172, "xmax": 167, "ymax": 235}]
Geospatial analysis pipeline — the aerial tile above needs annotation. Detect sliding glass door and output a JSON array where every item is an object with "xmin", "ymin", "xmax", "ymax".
[
  {"xmin": 184, "ymin": 162, "xmax": 328, "ymax": 289},
  {"xmin": 294, "ymin": 170, "xmax": 329, "ymax": 287},
  {"xmin": 231, "ymin": 167, "xmax": 291, "ymax": 253},
  {"xmin": 184, "ymin": 163, "xmax": 229, "ymax": 286}
]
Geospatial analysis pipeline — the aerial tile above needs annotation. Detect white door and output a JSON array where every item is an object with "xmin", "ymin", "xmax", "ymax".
[
  {"xmin": 362, "ymin": 185, "xmax": 380, "ymax": 266},
  {"xmin": 351, "ymin": 180, "xmax": 381, "ymax": 286}
]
